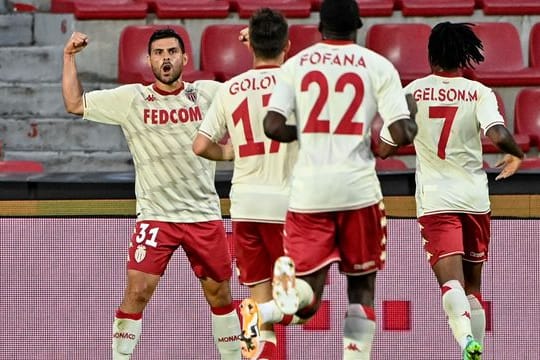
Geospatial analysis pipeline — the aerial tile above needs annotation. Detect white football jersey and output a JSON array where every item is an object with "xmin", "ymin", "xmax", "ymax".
[
  {"xmin": 199, "ymin": 66, "xmax": 298, "ymax": 222},
  {"xmin": 83, "ymin": 81, "xmax": 223, "ymax": 222},
  {"xmin": 268, "ymin": 40, "xmax": 410, "ymax": 212},
  {"xmin": 404, "ymin": 73, "xmax": 505, "ymax": 216}
]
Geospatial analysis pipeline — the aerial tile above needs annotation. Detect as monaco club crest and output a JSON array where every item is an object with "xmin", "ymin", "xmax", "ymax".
[
  {"xmin": 185, "ymin": 88, "xmax": 197, "ymax": 102},
  {"xmin": 135, "ymin": 245, "xmax": 147, "ymax": 263}
]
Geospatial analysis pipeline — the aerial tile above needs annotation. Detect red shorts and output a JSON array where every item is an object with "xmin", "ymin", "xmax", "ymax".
[
  {"xmin": 283, "ymin": 203, "xmax": 387, "ymax": 276},
  {"xmin": 127, "ymin": 220, "xmax": 232, "ymax": 281},
  {"xmin": 233, "ymin": 221, "xmax": 285, "ymax": 286},
  {"xmin": 418, "ymin": 212, "xmax": 491, "ymax": 266}
]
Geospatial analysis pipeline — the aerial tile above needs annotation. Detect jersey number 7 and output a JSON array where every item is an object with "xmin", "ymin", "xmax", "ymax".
[{"xmin": 429, "ymin": 106, "xmax": 458, "ymax": 159}]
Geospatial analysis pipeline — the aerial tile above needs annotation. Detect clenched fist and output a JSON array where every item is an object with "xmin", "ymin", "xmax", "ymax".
[{"xmin": 64, "ymin": 32, "xmax": 89, "ymax": 55}]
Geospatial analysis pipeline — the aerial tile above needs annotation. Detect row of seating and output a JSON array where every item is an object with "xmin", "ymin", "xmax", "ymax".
[
  {"xmin": 48, "ymin": 0, "xmax": 540, "ymax": 20},
  {"xmin": 119, "ymin": 22, "xmax": 540, "ymax": 87},
  {"xmin": 376, "ymin": 156, "xmax": 540, "ymax": 170}
]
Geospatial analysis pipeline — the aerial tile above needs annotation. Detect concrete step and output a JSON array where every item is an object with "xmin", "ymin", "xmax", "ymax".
[{"xmin": 0, "ymin": 13, "xmax": 33, "ymax": 46}]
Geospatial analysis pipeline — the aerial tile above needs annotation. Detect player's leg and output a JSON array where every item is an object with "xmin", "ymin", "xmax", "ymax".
[
  {"xmin": 344, "ymin": 273, "xmax": 377, "ymax": 360},
  {"xmin": 420, "ymin": 214, "xmax": 480, "ymax": 359},
  {"xmin": 184, "ymin": 220, "xmax": 241, "ymax": 360},
  {"xmin": 462, "ymin": 213, "xmax": 490, "ymax": 350},
  {"xmin": 235, "ymin": 221, "xmax": 280, "ymax": 358},
  {"xmin": 338, "ymin": 203, "xmax": 386, "ymax": 360},
  {"xmin": 113, "ymin": 220, "xmax": 178, "ymax": 359}
]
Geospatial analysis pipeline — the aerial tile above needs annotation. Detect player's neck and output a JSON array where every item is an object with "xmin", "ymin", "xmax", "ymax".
[
  {"xmin": 152, "ymin": 81, "xmax": 184, "ymax": 95},
  {"xmin": 253, "ymin": 58, "xmax": 282, "ymax": 69}
]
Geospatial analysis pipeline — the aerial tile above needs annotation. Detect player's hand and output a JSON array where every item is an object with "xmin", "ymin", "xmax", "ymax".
[
  {"xmin": 64, "ymin": 32, "xmax": 89, "ymax": 55},
  {"xmin": 494, "ymin": 154, "xmax": 522, "ymax": 180},
  {"xmin": 239, "ymin": 27, "xmax": 249, "ymax": 46}
]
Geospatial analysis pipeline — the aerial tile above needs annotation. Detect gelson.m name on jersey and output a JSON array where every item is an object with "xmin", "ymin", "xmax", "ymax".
[{"xmin": 413, "ymin": 87, "xmax": 478, "ymax": 102}]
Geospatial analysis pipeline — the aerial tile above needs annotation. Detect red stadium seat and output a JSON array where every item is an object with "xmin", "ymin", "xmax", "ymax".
[
  {"xmin": 529, "ymin": 23, "xmax": 540, "ymax": 69},
  {"xmin": 514, "ymin": 88, "xmax": 540, "ymax": 148},
  {"xmin": 118, "ymin": 25, "xmax": 214, "ymax": 85},
  {"xmin": 51, "ymin": 0, "xmax": 148, "ymax": 20},
  {"xmin": 376, "ymin": 157, "xmax": 408, "ymax": 171},
  {"xmin": 311, "ymin": 0, "xmax": 394, "ymax": 15},
  {"xmin": 199, "ymin": 24, "xmax": 252, "ymax": 82},
  {"xmin": 478, "ymin": 0, "xmax": 540, "ymax": 15},
  {"xmin": 0, "ymin": 161, "xmax": 44, "ymax": 173},
  {"xmin": 365, "ymin": 23, "xmax": 432, "ymax": 85},
  {"xmin": 464, "ymin": 22, "xmax": 540, "ymax": 86},
  {"xmin": 399, "ymin": 0, "xmax": 474, "ymax": 16},
  {"xmin": 232, "ymin": 0, "xmax": 311, "ymax": 18},
  {"xmin": 143, "ymin": 0, "xmax": 230, "ymax": 18},
  {"xmin": 287, "ymin": 24, "xmax": 321, "ymax": 58},
  {"xmin": 519, "ymin": 157, "xmax": 540, "ymax": 170}
]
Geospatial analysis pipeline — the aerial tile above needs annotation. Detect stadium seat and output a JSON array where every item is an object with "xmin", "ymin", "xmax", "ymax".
[
  {"xmin": 287, "ymin": 24, "xmax": 321, "ymax": 58},
  {"xmin": 310, "ymin": 0, "xmax": 395, "ymax": 15},
  {"xmin": 118, "ymin": 25, "xmax": 214, "ymax": 85},
  {"xmin": 51, "ymin": 0, "xmax": 148, "ymax": 20},
  {"xmin": 199, "ymin": 24, "xmax": 252, "ymax": 82},
  {"xmin": 365, "ymin": 23, "xmax": 432, "ymax": 85},
  {"xmin": 232, "ymin": 0, "xmax": 311, "ymax": 18},
  {"xmin": 478, "ymin": 0, "xmax": 540, "ymax": 15},
  {"xmin": 519, "ymin": 157, "xmax": 540, "ymax": 170},
  {"xmin": 514, "ymin": 88, "xmax": 540, "ymax": 148},
  {"xmin": 376, "ymin": 157, "xmax": 408, "ymax": 171},
  {"xmin": 0, "ymin": 161, "xmax": 44, "ymax": 173},
  {"xmin": 143, "ymin": 0, "xmax": 230, "ymax": 18},
  {"xmin": 464, "ymin": 22, "xmax": 540, "ymax": 86},
  {"xmin": 529, "ymin": 23, "xmax": 540, "ymax": 69},
  {"xmin": 398, "ymin": 0, "xmax": 474, "ymax": 16}
]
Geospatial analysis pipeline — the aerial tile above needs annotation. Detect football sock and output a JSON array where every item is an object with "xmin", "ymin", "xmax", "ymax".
[
  {"xmin": 467, "ymin": 293, "xmax": 486, "ymax": 346},
  {"xmin": 211, "ymin": 305, "xmax": 242, "ymax": 359},
  {"xmin": 441, "ymin": 280, "xmax": 473, "ymax": 350},
  {"xmin": 112, "ymin": 309, "xmax": 142, "ymax": 360},
  {"xmin": 343, "ymin": 304, "xmax": 376, "ymax": 360},
  {"xmin": 259, "ymin": 302, "xmax": 306, "ymax": 325}
]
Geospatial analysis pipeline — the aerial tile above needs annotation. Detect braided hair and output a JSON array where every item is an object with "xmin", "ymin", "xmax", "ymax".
[{"xmin": 428, "ymin": 22, "xmax": 484, "ymax": 70}]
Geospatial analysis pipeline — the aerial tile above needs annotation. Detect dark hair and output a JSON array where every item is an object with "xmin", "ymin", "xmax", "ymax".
[
  {"xmin": 319, "ymin": 0, "xmax": 362, "ymax": 36},
  {"xmin": 428, "ymin": 22, "xmax": 485, "ymax": 70},
  {"xmin": 249, "ymin": 8, "xmax": 289, "ymax": 60},
  {"xmin": 147, "ymin": 28, "xmax": 185, "ymax": 55}
]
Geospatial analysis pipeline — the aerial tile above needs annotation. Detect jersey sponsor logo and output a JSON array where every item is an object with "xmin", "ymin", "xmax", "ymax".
[
  {"xmin": 144, "ymin": 94, "xmax": 156, "ymax": 102},
  {"xmin": 113, "ymin": 332, "xmax": 136, "ymax": 340},
  {"xmin": 299, "ymin": 51, "xmax": 366, "ymax": 68},
  {"xmin": 229, "ymin": 74, "xmax": 277, "ymax": 95},
  {"xmin": 217, "ymin": 335, "xmax": 241, "ymax": 343},
  {"xmin": 143, "ymin": 106, "xmax": 203, "ymax": 124},
  {"xmin": 413, "ymin": 87, "xmax": 478, "ymax": 102}
]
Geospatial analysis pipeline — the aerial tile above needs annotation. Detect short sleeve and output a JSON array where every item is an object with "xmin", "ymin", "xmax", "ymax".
[
  {"xmin": 83, "ymin": 85, "xmax": 135, "ymax": 125},
  {"xmin": 267, "ymin": 61, "xmax": 296, "ymax": 120},
  {"xmin": 199, "ymin": 89, "xmax": 228, "ymax": 142},
  {"xmin": 477, "ymin": 87, "xmax": 506, "ymax": 134}
]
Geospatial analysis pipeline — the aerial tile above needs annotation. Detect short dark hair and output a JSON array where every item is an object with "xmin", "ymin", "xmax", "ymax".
[
  {"xmin": 147, "ymin": 28, "xmax": 185, "ymax": 55},
  {"xmin": 319, "ymin": 0, "xmax": 362, "ymax": 35},
  {"xmin": 249, "ymin": 8, "xmax": 289, "ymax": 60},
  {"xmin": 428, "ymin": 22, "xmax": 485, "ymax": 70}
]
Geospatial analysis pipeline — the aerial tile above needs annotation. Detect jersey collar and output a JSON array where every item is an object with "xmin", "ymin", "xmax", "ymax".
[
  {"xmin": 254, "ymin": 65, "xmax": 280, "ymax": 70},
  {"xmin": 321, "ymin": 39, "xmax": 355, "ymax": 45},
  {"xmin": 432, "ymin": 70, "xmax": 462, "ymax": 77},
  {"xmin": 152, "ymin": 82, "xmax": 185, "ymax": 96}
]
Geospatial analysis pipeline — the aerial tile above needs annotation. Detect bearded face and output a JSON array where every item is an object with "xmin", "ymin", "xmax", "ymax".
[{"xmin": 148, "ymin": 37, "xmax": 187, "ymax": 85}]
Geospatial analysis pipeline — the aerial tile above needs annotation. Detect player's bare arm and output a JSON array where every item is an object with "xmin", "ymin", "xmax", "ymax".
[
  {"xmin": 485, "ymin": 124, "xmax": 524, "ymax": 180},
  {"xmin": 263, "ymin": 111, "xmax": 297, "ymax": 142},
  {"xmin": 62, "ymin": 32, "xmax": 88, "ymax": 115},
  {"xmin": 193, "ymin": 133, "xmax": 234, "ymax": 161}
]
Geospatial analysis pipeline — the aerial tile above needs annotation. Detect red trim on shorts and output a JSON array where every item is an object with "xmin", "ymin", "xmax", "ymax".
[
  {"xmin": 116, "ymin": 309, "xmax": 142, "ymax": 320},
  {"xmin": 441, "ymin": 285, "xmax": 452, "ymax": 296},
  {"xmin": 278, "ymin": 314, "xmax": 294, "ymax": 325},
  {"xmin": 362, "ymin": 305, "xmax": 376, "ymax": 321},
  {"xmin": 211, "ymin": 304, "xmax": 235, "ymax": 315}
]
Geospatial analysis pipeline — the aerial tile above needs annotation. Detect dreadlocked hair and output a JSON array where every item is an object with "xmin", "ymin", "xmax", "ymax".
[{"xmin": 428, "ymin": 22, "xmax": 484, "ymax": 70}]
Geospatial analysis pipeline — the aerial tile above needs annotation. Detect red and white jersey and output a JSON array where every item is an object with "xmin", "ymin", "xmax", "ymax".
[
  {"xmin": 404, "ymin": 73, "xmax": 505, "ymax": 216},
  {"xmin": 83, "ymin": 81, "xmax": 223, "ymax": 223},
  {"xmin": 199, "ymin": 66, "xmax": 298, "ymax": 222},
  {"xmin": 268, "ymin": 40, "xmax": 410, "ymax": 212}
]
